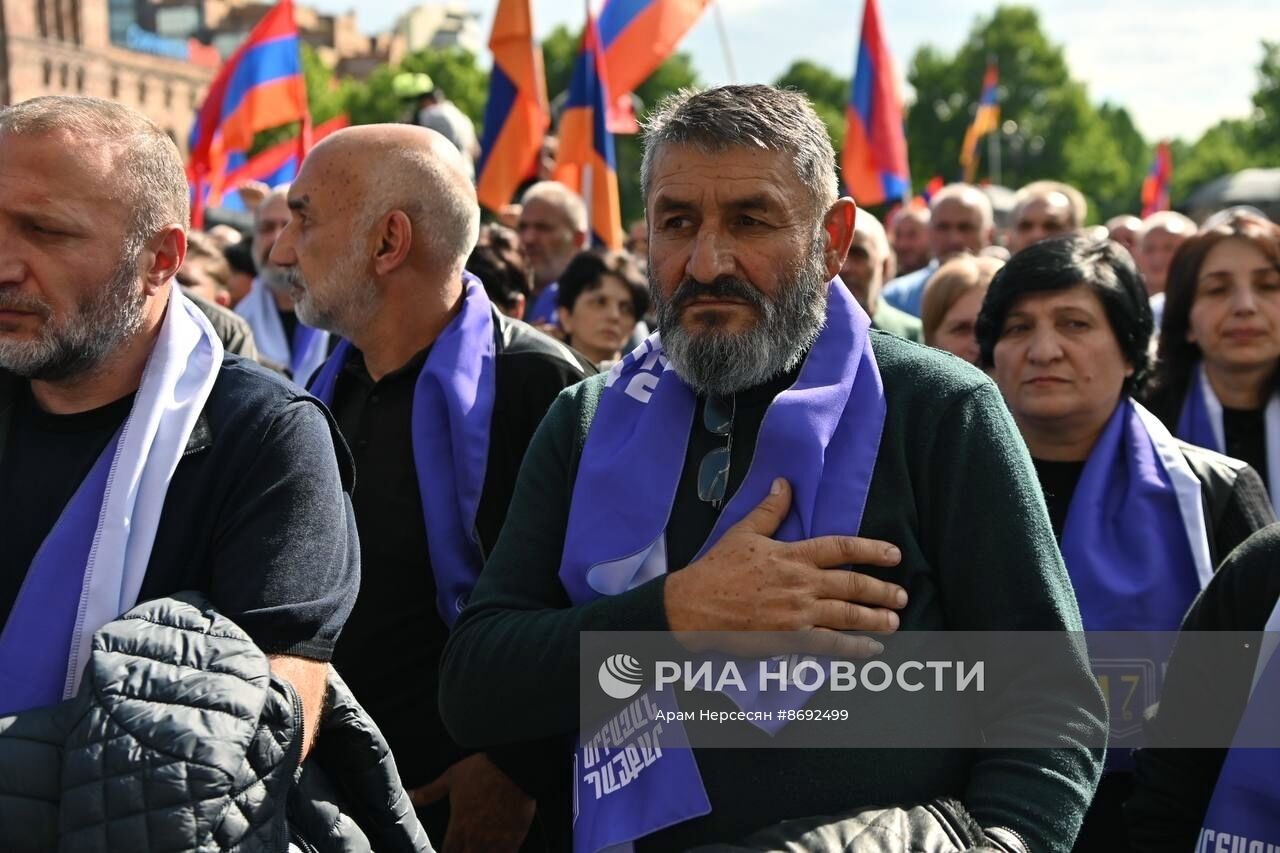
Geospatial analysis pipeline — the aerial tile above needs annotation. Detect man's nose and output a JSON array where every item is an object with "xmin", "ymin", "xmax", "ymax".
[{"xmin": 687, "ymin": 230, "xmax": 735, "ymax": 284}]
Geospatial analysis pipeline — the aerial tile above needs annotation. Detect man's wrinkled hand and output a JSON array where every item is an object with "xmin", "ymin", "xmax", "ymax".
[
  {"xmin": 663, "ymin": 477, "xmax": 907, "ymax": 660},
  {"xmin": 409, "ymin": 754, "xmax": 535, "ymax": 853}
]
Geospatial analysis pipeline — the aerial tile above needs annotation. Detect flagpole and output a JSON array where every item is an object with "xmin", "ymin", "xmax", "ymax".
[
  {"xmin": 988, "ymin": 124, "xmax": 1001, "ymax": 186},
  {"xmin": 712, "ymin": 1, "xmax": 738, "ymax": 84}
]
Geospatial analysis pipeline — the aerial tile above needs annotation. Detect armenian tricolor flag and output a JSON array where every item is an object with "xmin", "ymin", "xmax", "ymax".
[
  {"xmin": 188, "ymin": 0, "xmax": 310, "ymax": 227},
  {"xmin": 598, "ymin": 0, "xmax": 709, "ymax": 132},
  {"xmin": 552, "ymin": 14, "xmax": 623, "ymax": 250},
  {"xmin": 959, "ymin": 62, "xmax": 999, "ymax": 183},
  {"xmin": 476, "ymin": 0, "xmax": 549, "ymax": 213},
  {"xmin": 1141, "ymin": 141, "xmax": 1173, "ymax": 216},
  {"xmin": 216, "ymin": 115, "xmax": 349, "ymax": 212},
  {"xmin": 841, "ymin": 0, "xmax": 910, "ymax": 205}
]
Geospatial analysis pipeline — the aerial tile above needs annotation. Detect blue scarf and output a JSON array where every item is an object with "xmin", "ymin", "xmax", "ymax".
[
  {"xmin": 1198, "ymin": 599, "xmax": 1280, "ymax": 851},
  {"xmin": 310, "ymin": 274, "xmax": 495, "ymax": 625},
  {"xmin": 559, "ymin": 280, "xmax": 886, "ymax": 853},
  {"xmin": 526, "ymin": 282, "xmax": 560, "ymax": 327},
  {"xmin": 0, "ymin": 289, "xmax": 223, "ymax": 713},
  {"xmin": 1177, "ymin": 362, "xmax": 1280, "ymax": 516},
  {"xmin": 1061, "ymin": 399, "xmax": 1214, "ymax": 772}
]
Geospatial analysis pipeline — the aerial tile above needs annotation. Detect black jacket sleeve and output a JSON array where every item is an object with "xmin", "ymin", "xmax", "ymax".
[{"xmin": 1127, "ymin": 523, "xmax": 1280, "ymax": 851}]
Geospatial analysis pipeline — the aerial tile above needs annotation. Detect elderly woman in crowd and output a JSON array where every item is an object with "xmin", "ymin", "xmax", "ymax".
[
  {"xmin": 976, "ymin": 235, "xmax": 1274, "ymax": 849},
  {"xmin": 921, "ymin": 254, "xmax": 1004, "ymax": 363},
  {"xmin": 1144, "ymin": 211, "xmax": 1280, "ymax": 515},
  {"xmin": 555, "ymin": 250, "xmax": 649, "ymax": 368}
]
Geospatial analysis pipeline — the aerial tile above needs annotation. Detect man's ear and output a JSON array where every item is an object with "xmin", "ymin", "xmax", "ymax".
[
  {"xmin": 146, "ymin": 226, "xmax": 186, "ymax": 294},
  {"xmin": 372, "ymin": 210, "xmax": 414, "ymax": 276},
  {"xmin": 823, "ymin": 198, "xmax": 857, "ymax": 280},
  {"xmin": 573, "ymin": 228, "xmax": 589, "ymax": 250}
]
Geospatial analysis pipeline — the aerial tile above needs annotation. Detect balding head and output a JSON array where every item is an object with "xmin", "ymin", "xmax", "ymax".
[
  {"xmin": 310, "ymin": 124, "xmax": 480, "ymax": 271},
  {"xmin": 268, "ymin": 124, "xmax": 482, "ymax": 344}
]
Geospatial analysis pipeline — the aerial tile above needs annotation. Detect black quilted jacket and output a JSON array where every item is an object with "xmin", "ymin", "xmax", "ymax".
[{"xmin": 0, "ymin": 592, "xmax": 434, "ymax": 853}]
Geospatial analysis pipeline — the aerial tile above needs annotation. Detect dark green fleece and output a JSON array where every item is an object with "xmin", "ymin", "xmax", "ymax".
[{"xmin": 441, "ymin": 330, "xmax": 1105, "ymax": 852}]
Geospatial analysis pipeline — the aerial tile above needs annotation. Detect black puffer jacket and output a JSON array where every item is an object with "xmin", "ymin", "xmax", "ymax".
[{"xmin": 0, "ymin": 592, "xmax": 433, "ymax": 853}]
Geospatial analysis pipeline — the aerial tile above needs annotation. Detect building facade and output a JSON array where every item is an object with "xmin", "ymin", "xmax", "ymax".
[{"xmin": 1, "ymin": 0, "xmax": 215, "ymax": 151}]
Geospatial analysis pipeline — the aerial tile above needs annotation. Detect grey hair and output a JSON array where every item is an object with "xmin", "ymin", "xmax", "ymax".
[
  {"xmin": 640, "ymin": 85, "xmax": 839, "ymax": 216},
  {"xmin": 520, "ymin": 180, "xmax": 588, "ymax": 233},
  {"xmin": 254, "ymin": 185, "xmax": 291, "ymax": 224},
  {"xmin": 1013, "ymin": 180, "xmax": 1088, "ymax": 228},
  {"xmin": 930, "ymin": 183, "xmax": 994, "ymax": 232},
  {"xmin": 364, "ymin": 145, "xmax": 481, "ymax": 269},
  {"xmin": 0, "ymin": 96, "xmax": 189, "ymax": 253}
]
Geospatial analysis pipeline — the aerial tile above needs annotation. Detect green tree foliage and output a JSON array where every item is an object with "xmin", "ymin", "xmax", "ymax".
[
  {"xmin": 902, "ymin": 5, "xmax": 1148, "ymax": 221},
  {"xmin": 775, "ymin": 60, "xmax": 847, "ymax": 155},
  {"xmin": 344, "ymin": 46, "xmax": 488, "ymax": 129},
  {"xmin": 1169, "ymin": 41, "xmax": 1280, "ymax": 205}
]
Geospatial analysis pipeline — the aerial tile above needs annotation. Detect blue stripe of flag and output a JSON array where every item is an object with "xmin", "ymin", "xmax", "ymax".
[
  {"xmin": 218, "ymin": 34, "xmax": 303, "ymax": 121},
  {"xmin": 476, "ymin": 63, "xmax": 519, "ymax": 178},
  {"xmin": 598, "ymin": 0, "xmax": 652, "ymax": 49}
]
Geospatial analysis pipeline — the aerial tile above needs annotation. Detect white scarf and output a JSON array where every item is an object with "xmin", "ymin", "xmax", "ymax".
[
  {"xmin": 63, "ymin": 287, "xmax": 223, "ymax": 696},
  {"xmin": 234, "ymin": 277, "xmax": 329, "ymax": 384}
]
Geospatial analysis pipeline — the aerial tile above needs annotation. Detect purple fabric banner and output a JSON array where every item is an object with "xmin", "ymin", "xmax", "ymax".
[
  {"xmin": 1199, "ymin": 602, "xmax": 1280, "ymax": 850},
  {"xmin": 559, "ymin": 280, "xmax": 886, "ymax": 853},
  {"xmin": 0, "ymin": 431, "xmax": 121, "ymax": 714},
  {"xmin": 310, "ymin": 274, "xmax": 495, "ymax": 625}
]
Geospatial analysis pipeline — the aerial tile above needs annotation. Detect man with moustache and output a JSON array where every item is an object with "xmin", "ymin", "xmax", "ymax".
[
  {"xmin": 235, "ymin": 185, "xmax": 330, "ymax": 383},
  {"xmin": 268, "ymin": 124, "xmax": 593, "ymax": 851},
  {"xmin": 440, "ymin": 85, "xmax": 1104, "ymax": 852},
  {"xmin": 517, "ymin": 181, "xmax": 589, "ymax": 326}
]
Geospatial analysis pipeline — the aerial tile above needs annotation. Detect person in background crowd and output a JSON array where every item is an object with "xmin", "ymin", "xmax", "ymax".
[
  {"xmin": 840, "ymin": 208, "xmax": 923, "ymax": 342},
  {"xmin": 270, "ymin": 123, "xmax": 594, "ymax": 852},
  {"xmin": 883, "ymin": 183, "xmax": 994, "ymax": 318},
  {"xmin": 1007, "ymin": 181, "xmax": 1088, "ymax": 255},
  {"xmin": 1135, "ymin": 210, "xmax": 1196, "ymax": 325},
  {"xmin": 888, "ymin": 204, "xmax": 932, "ymax": 277},
  {"xmin": 467, "ymin": 224, "xmax": 533, "ymax": 319},
  {"xmin": 206, "ymin": 223, "xmax": 244, "ymax": 249},
  {"xmin": 1145, "ymin": 212, "xmax": 1280, "ymax": 513},
  {"xmin": 977, "ymin": 235, "xmax": 1273, "ymax": 849},
  {"xmin": 624, "ymin": 218, "xmax": 649, "ymax": 262},
  {"xmin": 177, "ymin": 231, "xmax": 260, "ymax": 361},
  {"xmin": 1128, "ymin": 523, "xmax": 1280, "ymax": 851},
  {"xmin": 441, "ymin": 83, "xmax": 1104, "ymax": 853},
  {"xmin": 416, "ymin": 86, "xmax": 480, "ymax": 183},
  {"xmin": 235, "ymin": 186, "xmax": 330, "ymax": 384},
  {"xmin": 1107, "ymin": 215, "xmax": 1142, "ymax": 253},
  {"xmin": 517, "ymin": 181, "xmax": 588, "ymax": 328},
  {"xmin": 223, "ymin": 238, "xmax": 257, "ymax": 307},
  {"xmin": 921, "ymin": 254, "xmax": 1004, "ymax": 363},
  {"xmin": 554, "ymin": 250, "xmax": 649, "ymax": 368},
  {"xmin": 0, "ymin": 92, "xmax": 356, "ymax": 764}
]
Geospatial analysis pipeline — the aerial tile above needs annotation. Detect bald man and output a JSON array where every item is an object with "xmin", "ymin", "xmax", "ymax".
[
  {"xmin": 841, "ymin": 209, "xmax": 923, "ymax": 342},
  {"xmin": 269, "ymin": 125, "xmax": 593, "ymax": 852},
  {"xmin": 882, "ymin": 183, "xmax": 994, "ymax": 317},
  {"xmin": 1007, "ymin": 180, "xmax": 1087, "ymax": 254}
]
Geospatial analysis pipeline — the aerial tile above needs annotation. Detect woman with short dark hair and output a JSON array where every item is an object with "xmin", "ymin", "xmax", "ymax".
[
  {"xmin": 555, "ymin": 250, "xmax": 649, "ymax": 368},
  {"xmin": 976, "ymin": 235, "xmax": 1274, "ymax": 849},
  {"xmin": 1144, "ymin": 212, "xmax": 1280, "ymax": 514}
]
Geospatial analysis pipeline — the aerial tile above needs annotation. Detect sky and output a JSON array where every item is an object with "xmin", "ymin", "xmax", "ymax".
[{"xmin": 305, "ymin": 0, "xmax": 1280, "ymax": 143}]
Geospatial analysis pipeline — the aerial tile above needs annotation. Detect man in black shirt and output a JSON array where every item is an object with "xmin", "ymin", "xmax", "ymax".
[
  {"xmin": 0, "ymin": 96, "xmax": 357, "ymax": 751},
  {"xmin": 269, "ymin": 123, "xmax": 593, "ymax": 851}
]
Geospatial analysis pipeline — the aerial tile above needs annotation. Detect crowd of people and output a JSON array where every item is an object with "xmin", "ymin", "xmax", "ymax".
[{"xmin": 1, "ymin": 85, "xmax": 1278, "ymax": 853}]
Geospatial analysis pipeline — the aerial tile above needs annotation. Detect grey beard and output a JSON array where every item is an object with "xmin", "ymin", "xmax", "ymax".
[
  {"xmin": 287, "ymin": 260, "xmax": 379, "ymax": 341},
  {"xmin": 651, "ymin": 240, "xmax": 829, "ymax": 397},
  {"xmin": 0, "ymin": 247, "xmax": 147, "ymax": 381}
]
